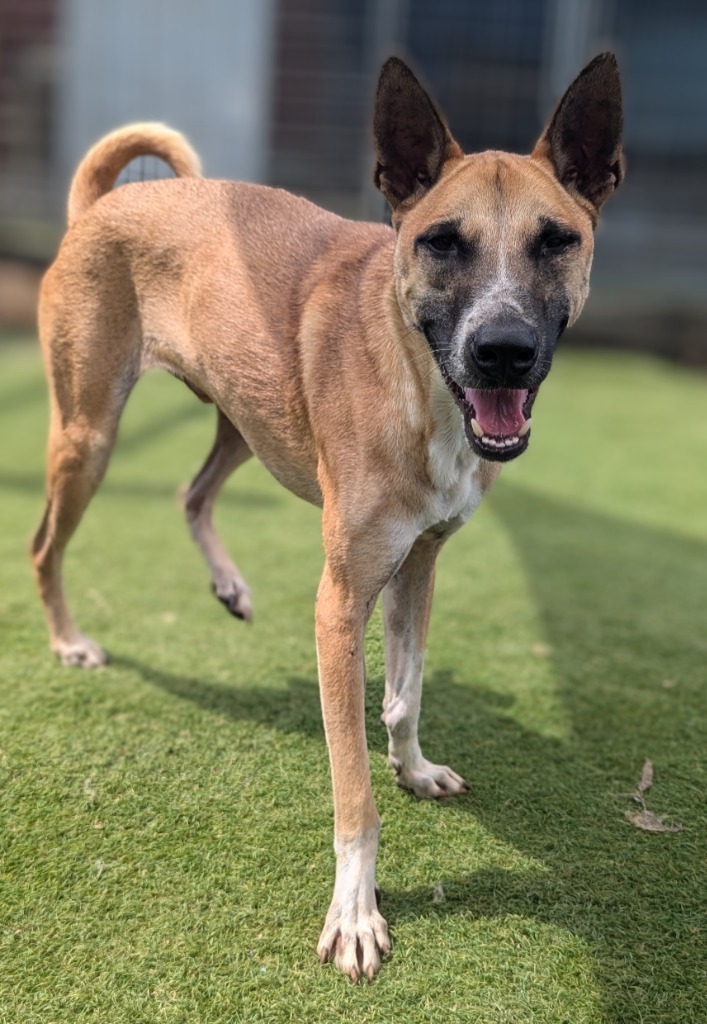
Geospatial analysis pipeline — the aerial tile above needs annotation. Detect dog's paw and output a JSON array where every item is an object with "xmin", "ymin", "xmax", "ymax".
[
  {"xmin": 53, "ymin": 635, "xmax": 108, "ymax": 668},
  {"xmin": 317, "ymin": 899, "xmax": 391, "ymax": 982},
  {"xmin": 391, "ymin": 756, "xmax": 469, "ymax": 799},
  {"xmin": 211, "ymin": 580, "xmax": 252, "ymax": 621}
]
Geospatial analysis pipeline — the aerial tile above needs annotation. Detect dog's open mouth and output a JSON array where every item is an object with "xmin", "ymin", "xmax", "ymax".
[{"xmin": 441, "ymin": 367, "xmax": 538, "ymax": 462}]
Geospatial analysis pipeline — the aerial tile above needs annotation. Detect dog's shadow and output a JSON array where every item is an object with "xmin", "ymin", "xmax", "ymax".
[
  {"xmin": 385, "ymin": 481, "xmax": 707, "ymax": 1020},
  {"xmin": 126, "ymin": 479, "xmax": 707, "ymax": 1019},
  {"xmin": 114, "ymin": 653, "xmax": 325, "ymax": 739}
]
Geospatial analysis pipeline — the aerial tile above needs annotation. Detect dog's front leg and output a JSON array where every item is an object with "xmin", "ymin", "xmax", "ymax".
[
  {"xmin": 315, "ymin": 557, "xmax": 391, "ymax": 981},
  {"xmin": 381, "ymin": 534, "xmax": 469, "ymax": 799}
]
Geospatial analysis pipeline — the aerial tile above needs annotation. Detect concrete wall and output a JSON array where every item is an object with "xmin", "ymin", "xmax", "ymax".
[{"xmin": 56, "ymin": 0, "xmax": 275, "ymax": 204}]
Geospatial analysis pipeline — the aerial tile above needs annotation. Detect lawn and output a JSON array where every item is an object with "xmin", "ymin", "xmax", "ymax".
[{"xmin": 1, "ymin": 337, "xmax": 706, "ymax": 1023}]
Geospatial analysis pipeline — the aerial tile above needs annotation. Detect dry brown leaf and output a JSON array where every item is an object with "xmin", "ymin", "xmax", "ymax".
[
  {"xmin": 625, "ymin": 809, "xmax": 682, "ymax": 833},
  {"xmin": 637, "ymin": 760, "xmax": 654, "ymax": 794}
]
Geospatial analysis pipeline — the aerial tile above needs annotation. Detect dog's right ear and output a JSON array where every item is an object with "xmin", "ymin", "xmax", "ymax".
[{"xmin": 374, "ymin": 57, "xmax": 462, "ymax": 216}]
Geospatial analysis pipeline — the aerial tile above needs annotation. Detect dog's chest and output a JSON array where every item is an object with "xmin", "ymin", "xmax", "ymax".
[{"xmin": 422, "ymin": 395, "xmax": 486, "ymax": 531}]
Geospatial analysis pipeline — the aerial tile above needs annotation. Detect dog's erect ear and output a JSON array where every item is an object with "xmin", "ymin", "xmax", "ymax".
[
  {"xmin": 534, "ymin": 52, "xmax": 624, "ymax": 216},
  {"xmin": 374, "ymin": 57, "xmax": 463, "ymax": 214}
]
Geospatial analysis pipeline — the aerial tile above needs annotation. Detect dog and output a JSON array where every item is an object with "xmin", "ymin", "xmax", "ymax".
[{"xmin": 32, "ymin": 54, "xmax": 622, "ymax": 980}]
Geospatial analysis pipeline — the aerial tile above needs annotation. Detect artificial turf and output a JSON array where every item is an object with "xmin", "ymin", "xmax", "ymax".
[{"xmin": 1, "ymin": 337, "xmax": 706, "ymax": 1023}]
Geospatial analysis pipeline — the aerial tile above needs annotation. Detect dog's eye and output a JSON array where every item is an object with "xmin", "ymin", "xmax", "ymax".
[
  {"xmin": 424, "ymin": 232, "xmax": 458, "ymax": 254},
  {"xmin": 539, "ymin": 232, "xmax": 579, "ymax": 256}
]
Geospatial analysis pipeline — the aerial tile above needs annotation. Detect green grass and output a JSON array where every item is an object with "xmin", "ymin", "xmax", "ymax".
[{"xmin": 1, "ymin": 337, "xmax": 706, "ymax": 1023}]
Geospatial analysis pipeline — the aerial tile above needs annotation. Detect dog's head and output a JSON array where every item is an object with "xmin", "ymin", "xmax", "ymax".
[{"xmin": 374, "ymin": 54, "xmax": 623, "ymax": 461}]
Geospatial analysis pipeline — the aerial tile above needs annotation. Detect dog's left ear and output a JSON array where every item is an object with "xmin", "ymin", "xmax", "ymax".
[
  {"xmin": 534, "ymin": 52, "xmax": 624, "ymax": 217},
  {"xmin": 374, "ymin": 57, "xmax": 462, "ymax": 215}
]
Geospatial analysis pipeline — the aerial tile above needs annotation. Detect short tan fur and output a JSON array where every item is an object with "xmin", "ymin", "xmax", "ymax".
[{"xmin": 33, "ymin": 54, "xmax": 622, "ymax": 981}]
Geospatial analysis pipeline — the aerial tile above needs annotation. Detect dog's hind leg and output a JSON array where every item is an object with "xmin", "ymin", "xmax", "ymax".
[
  {"xmin": 381, "ymin": 533, "xmax": 469, "ymax": 799},
  {"xmin": 183, "ymin": 408, "xmax": 253, "ymax": 621},
  {"xmin": 32, "ymin": 377, "xmax": 133, "ymax": 667}
]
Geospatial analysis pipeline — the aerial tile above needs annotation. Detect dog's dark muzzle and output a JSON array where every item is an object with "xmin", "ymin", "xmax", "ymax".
[{"xmin": 467, "ymin": 320, "xmax": 539, "ymax": 387}]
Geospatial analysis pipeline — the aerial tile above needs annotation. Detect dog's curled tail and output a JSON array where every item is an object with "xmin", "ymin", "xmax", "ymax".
[{"xmin": 67, "ymin": 123, "xmax": 202, "ymax": 227}]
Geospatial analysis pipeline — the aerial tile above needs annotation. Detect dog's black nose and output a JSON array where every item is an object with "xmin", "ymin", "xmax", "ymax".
[{"xmin": 469, "ymin": 322, "xmax": 538, "ymax": 383}]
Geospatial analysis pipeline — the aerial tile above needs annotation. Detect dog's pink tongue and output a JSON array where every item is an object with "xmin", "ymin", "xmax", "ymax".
[{"xmin": 465, "ymin": 388, "xmax": 527, "ymax": 436}]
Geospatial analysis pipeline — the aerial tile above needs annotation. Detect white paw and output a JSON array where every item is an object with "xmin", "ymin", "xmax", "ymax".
[
  {"xmin": 317, "ymin": 897, "xmax": 390, "ymax": 982},
  {"xmin": 53, "ymin": 635, "xmax": 108, "ymax": 668},
  {"xmin": 391, "ymin": 755, "xmax": 469, "ymax": 799}
]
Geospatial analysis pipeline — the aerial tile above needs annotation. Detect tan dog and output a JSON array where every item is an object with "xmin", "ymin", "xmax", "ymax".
[{"xmin": 33, "ymin": 55, "xmax": 622, "ymax": 980}]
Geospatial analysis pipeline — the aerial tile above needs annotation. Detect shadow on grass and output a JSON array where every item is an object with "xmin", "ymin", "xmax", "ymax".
[
  {"xmin": 0, "ymin": 469, "xmax": 280, "ymax": 505},
  {"xmin": 113, "ymin": 655, "xmax": 325, "ymax": 740},
  {"xmin": 382, "ymin": 682, "xmax": 704, "ymax": 1021},
  {"xmin": 384, "ymin": 481, "xmax": 707, "ymax": 1021},
  {"xmin": 488, "ymin": 479, "xmax": 707, "ymax": 749},
  {"xmin": 126, "ymin": 479, "xmax": 707, "ymax": 1020}
]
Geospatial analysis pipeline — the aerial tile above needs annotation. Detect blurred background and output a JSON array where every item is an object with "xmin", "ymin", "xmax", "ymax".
[{"xmin": 0, "ymin": 0, "xmax": 706, "ymax": 359}]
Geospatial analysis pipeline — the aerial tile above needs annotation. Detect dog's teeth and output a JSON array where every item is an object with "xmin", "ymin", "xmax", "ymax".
[
  {"xmin": 518, "ymin": 419, "xmax": 532, "ymax": 437},
  {"xmin": 470, "ymin": 418, "xmax": 483, "ymax": 438},
  {"xmin": 478, "ymin": 431, "xmax": 525, "ymax": 449}
]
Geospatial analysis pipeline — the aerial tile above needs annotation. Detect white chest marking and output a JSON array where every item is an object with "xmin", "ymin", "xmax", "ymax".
[{"xmin": 423, "ymin": 379, "xmax": 486, "ymax": 530}]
